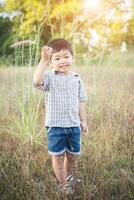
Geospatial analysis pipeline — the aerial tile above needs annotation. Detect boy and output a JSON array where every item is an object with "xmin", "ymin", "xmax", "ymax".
[{"xmin": 33, "ymin": 38, "xmax": 88, "ymax": 195}]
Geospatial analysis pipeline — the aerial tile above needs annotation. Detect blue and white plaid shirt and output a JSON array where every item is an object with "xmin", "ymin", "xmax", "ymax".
[{"xmin": 33, "ymin": 70, "xmax": 88, "ymax": 127}]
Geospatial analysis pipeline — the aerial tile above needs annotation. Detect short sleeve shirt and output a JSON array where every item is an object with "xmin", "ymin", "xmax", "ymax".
[{"xmin": 33, "ymin": 70, "xmax": 88, "ymax": 127}]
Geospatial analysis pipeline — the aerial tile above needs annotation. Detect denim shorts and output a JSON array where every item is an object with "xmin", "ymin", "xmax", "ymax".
[{"xmin": 45, "ymin": 127, "xmax": 81, "ymax": 156}]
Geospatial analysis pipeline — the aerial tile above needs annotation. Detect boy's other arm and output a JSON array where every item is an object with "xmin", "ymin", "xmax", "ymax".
[{"xmin": 79, "ymin": 102, "xmax": 88, "ymax": 133}]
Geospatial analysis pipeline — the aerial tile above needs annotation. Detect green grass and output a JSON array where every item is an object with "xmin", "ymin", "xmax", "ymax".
[
  {"xmin": 75, "ymin": 50, "xmax": 134, "ymax": 68},
  {"xmin": 0, "ymin": 65, "xmax": 134, "ymax": 200}
]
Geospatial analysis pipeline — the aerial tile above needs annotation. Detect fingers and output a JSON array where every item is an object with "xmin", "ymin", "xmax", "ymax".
[
  {"xmin": 80, "ymin": 124, "xmax": 88, "ymax": 134},
  {"xmin": 41, "ymin": 46, "xmax": 53, "ymax": 62},
  {"xmin": 41, "ymin": 45, "xmax": 52, "ymax": 51},
  {"xmin": 41, "ymin": 46, "xmax": 53, "ymax": 54}
]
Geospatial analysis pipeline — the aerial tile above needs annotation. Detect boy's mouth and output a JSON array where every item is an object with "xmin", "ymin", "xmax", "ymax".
[{"xmin": 59, "ymin": 65, "xmax": 69, "ymax": 68}]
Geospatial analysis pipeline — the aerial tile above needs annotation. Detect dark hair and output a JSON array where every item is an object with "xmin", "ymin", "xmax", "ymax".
[{"xmin": 47, "ymin": 38, "xmax": 73, "ymax": 55}]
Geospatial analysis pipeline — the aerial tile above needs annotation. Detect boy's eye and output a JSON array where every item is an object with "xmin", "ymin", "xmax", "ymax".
[
  {"xmin": 65, "ymin": 56, "xmax": 69, "ymax": 58},
  {"xmin": 55, "ymin": 58, "xmax": 60, "ymax": 60}
]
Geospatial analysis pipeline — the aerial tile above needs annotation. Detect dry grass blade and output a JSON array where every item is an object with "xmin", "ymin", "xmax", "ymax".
[
  {"xmin": 10, "ymin": 40, "xmax": 36, "ymax": 48},
  {"xmin": 119, "ymin": 168, "xmax": 134, "ymax": 185}
]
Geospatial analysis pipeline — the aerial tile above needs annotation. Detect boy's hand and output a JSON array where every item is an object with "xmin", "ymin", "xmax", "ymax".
[
  {"xmin": 41, "ymin": 46, "xmax": 53, "ymax": 64},
  {"xmin": 80, "ymin": 121, "xmax": 88, "ymax": 134}
]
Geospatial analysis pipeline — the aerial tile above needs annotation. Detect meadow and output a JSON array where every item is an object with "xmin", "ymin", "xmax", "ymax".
[{"xmin": 0, "ymin": 61, "xmax": 134, "ymax": 200}]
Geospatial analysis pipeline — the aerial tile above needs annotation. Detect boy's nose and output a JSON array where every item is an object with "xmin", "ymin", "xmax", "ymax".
[{"xmin": 59, "ymin": 60, "xmax": 67, "ymax": 65}]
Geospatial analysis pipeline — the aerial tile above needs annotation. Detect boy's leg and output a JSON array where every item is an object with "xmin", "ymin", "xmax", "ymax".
[
  {"xmin": 64, "ymin": 127, "xmax": 80, "ymax": 178},
  {"xmin": 64, "ymin": 152, "xmax": 77, "ymax": 178},
  {"xmin": 52, "ymin": 154, "xmax": 66, "ymax": 184},
  {"xmin": 46, "ymin": 127, "xmax": 66, "ymax": 184},
  {"xmin": 52, "ymin": 154, "xmax": 74, "ymax": 195}
]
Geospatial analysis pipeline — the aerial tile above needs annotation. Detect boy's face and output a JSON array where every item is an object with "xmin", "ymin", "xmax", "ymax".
[{"xmin": 50, "ymin": 49, "xmax": 73, "ymax": 74}]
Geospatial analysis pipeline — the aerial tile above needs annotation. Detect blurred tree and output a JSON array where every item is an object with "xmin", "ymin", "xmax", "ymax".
[
  {"xmin": 0, "ymin": 0, "xmax": 134, "ymax": 65},
  {"xmin": 126, "ymin": 13, "xmax": 134, "ymax": 46},
  {"xmin": 0, "ymin": 17, "xmax": 14, "ymax": 55},
  {"xmin": 2, "ymin": 0, "xmax": 81, "ymax": 42}
]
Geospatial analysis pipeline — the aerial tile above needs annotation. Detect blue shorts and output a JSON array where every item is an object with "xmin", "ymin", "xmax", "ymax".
[{"xmin": 45, "ymin": 127, "xmax": 81, "ymax": 156}]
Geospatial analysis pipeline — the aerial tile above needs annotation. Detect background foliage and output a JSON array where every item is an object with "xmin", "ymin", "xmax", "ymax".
[{"xmin": 0, "ymin": 0, "xmax": 134, "ymax": 66}]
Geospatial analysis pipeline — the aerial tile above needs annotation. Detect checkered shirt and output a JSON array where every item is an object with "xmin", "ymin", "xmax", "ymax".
[{"xmin": 33, "ymin": 70, "xmax": 88, "ymax": 127}]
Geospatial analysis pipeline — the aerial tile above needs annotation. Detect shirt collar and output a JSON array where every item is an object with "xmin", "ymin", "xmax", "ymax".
[{"xmin": 51, "ymin": 69, "xmax": 78, "ymax": 77}]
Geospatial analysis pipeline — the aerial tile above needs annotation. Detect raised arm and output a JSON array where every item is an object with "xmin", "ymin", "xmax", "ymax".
[{"xmin": 33, "ymin": 46, "xmax": 52, "ymax": 85}]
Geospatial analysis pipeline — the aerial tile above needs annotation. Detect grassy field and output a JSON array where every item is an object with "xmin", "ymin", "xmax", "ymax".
[{"xmin": 0, "ymin": 65, "xmax": 134, "ymax": 200}]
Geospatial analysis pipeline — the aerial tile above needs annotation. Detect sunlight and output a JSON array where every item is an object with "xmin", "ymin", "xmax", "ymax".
[{"xmin": 83, "ymin": 0, "xmax": 100, "ymax": 10}]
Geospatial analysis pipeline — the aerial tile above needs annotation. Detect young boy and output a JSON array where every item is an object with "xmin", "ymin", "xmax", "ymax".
[{"xmin": 33, "ymin": 38, "xmax": 88, "ymax": 195}]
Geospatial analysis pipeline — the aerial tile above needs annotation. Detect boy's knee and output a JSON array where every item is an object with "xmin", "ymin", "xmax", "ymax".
[
  {"xmin": 66, "ymin": 152, "xmax": 77, "ymax": 161},
  {"xmin": 52, "ymin": 153, "xmax": 65, "ymax": 160}
]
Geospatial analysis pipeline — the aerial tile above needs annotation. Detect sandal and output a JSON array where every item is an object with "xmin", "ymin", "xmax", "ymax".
[
  {"xmin": 58, "ymin": 182, "xmax": 74, "ymax": 195},
  {"xmin": 66, "ymin": 174, "xmax": 81, "ymax": 187}
]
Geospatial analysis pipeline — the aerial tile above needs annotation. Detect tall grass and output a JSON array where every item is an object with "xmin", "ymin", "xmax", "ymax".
[
  {"xmin": 75, "ymin": 50, "xmax": 134, "ymax": 68},
  {"xmin": 0, "ymin": 65, "xmax": 134, "ymax": 200}
]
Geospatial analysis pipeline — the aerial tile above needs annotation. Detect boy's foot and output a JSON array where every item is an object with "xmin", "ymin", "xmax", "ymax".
[
  {"xmin": 58, "ymin": 182, "xmax": 74, "ymax": 195},
  {"xmin": 66, "ymin": 175, "xmax": 81, "ymax": 187}
]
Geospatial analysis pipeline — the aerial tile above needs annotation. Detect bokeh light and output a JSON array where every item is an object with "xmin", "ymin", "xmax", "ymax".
[{"xmin": 83, "ymin": 0, "xmax": 100, "ymax": 10}]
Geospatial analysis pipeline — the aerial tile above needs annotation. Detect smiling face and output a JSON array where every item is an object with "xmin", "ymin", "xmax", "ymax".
[{"xmin": 50, "ymin": 49, "xmax": 73, "ymax": 74}]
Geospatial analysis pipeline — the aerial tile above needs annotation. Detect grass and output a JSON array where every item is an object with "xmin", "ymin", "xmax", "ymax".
[
  {"xmin": 0, "ymin": 65, "xmax": 134, "ymax": 200},
  {"xmin": 75, "ymin": 50, "xmax": 134, "ymax": 68}
]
